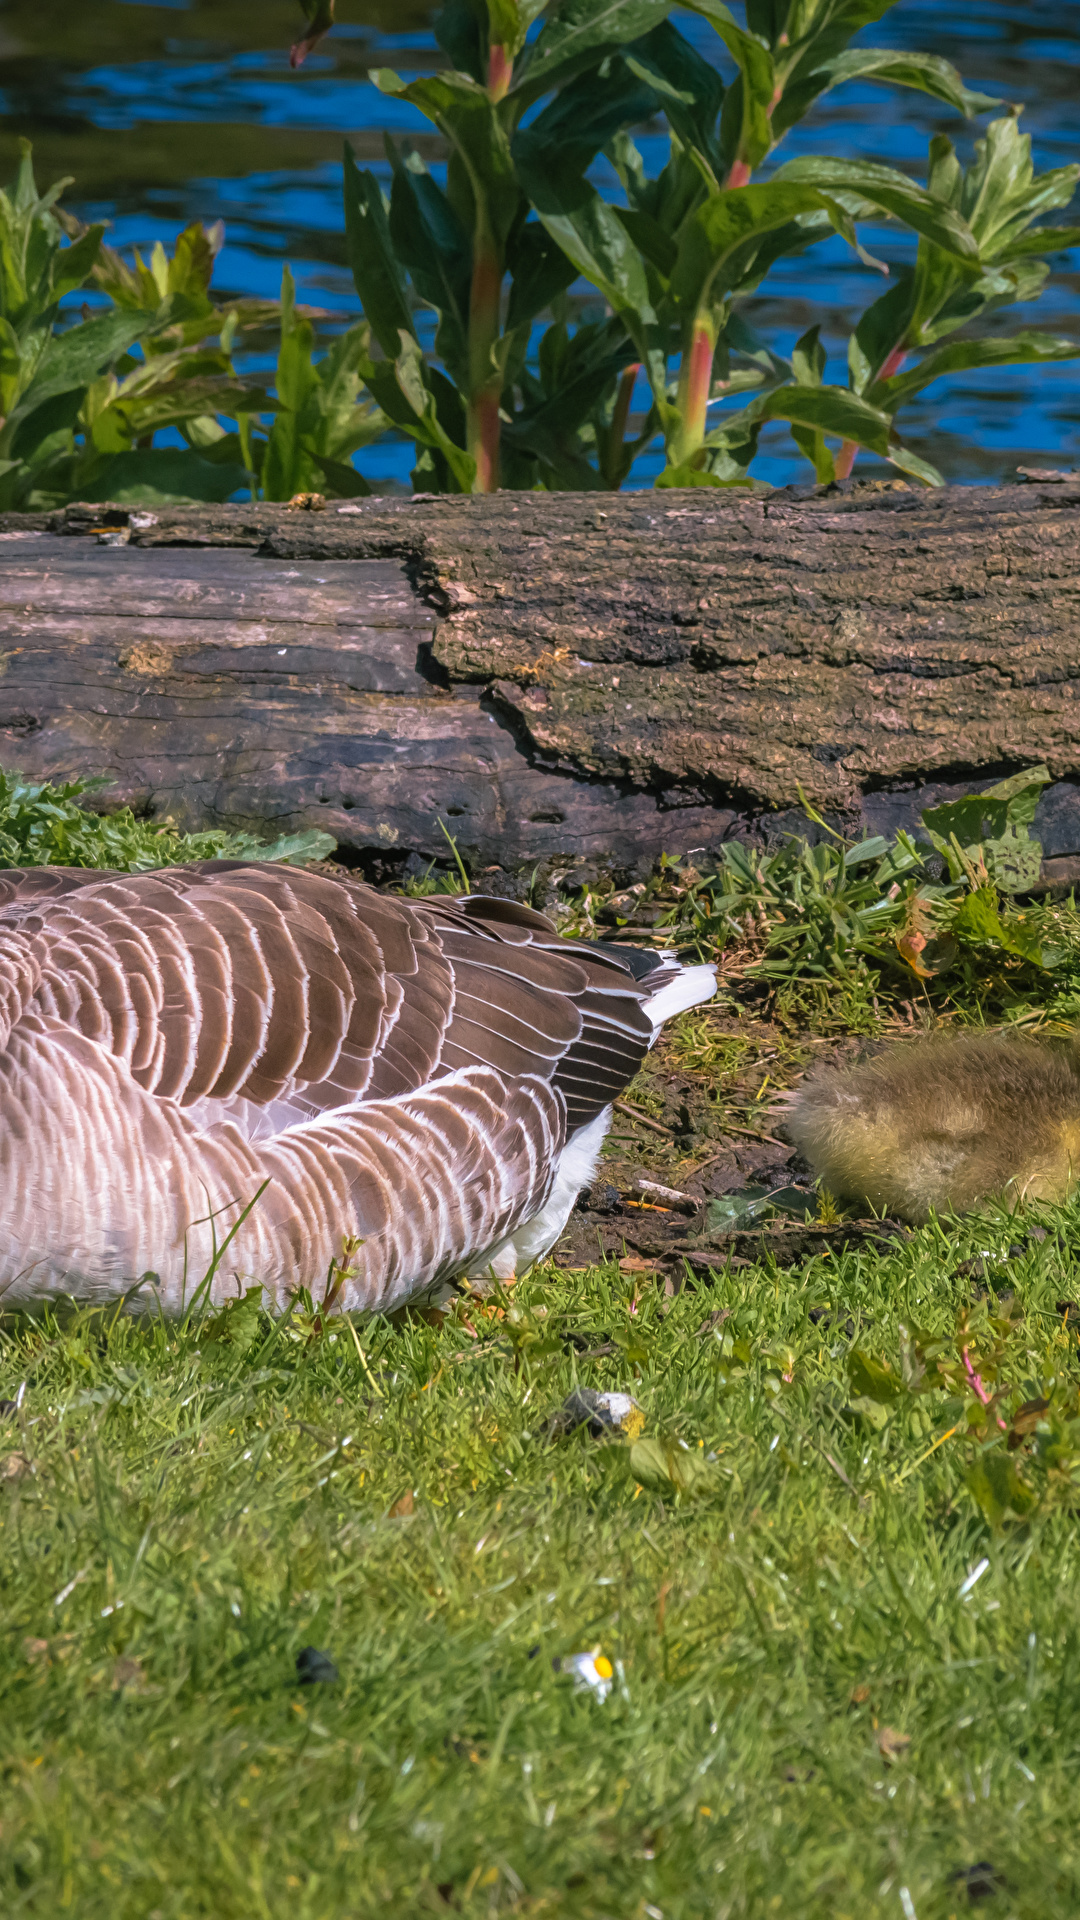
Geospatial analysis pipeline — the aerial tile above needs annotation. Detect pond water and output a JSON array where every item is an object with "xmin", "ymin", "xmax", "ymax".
[{"xmin": 1, "ymin": 0, "xmax": 1077, "ymax": 489}]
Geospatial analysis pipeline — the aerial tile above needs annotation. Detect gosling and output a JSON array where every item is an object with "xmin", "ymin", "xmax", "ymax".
[{"xmin": 784, "ymin": 1032, "xmax": 1080, "ymax": 1224}]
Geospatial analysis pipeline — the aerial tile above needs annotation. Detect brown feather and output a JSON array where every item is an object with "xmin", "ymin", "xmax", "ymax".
[{"xmin": 0, "ymin": 863, "xmax": 715, "ymax": 1305}]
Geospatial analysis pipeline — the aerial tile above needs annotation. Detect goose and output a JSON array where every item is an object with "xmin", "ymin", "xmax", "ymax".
[
  {"xmin": 785, "ymin": 1030, "xmax": 1080, "ymax": 1224},
  {"xmin": 0, "ymin": 863, "xmax": 716, "ymax": 1310}
]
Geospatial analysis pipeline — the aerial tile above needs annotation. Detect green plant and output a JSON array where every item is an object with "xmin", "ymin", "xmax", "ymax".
[
  {"xmin": 0, "ymin": 144, "xmax": 385, "ymax": 509},
  {"xmin": 339, "ymin": 27, "xmax": 660, "ymax": 493},
  {"xmin": 643, "ymin": 766, "xmax": 1068, "ymax": 1003},
  {"xmin": 94, "ymin": 243, "xmax": 388, "ymax": 505},
  {"xmin": 0, "ymin": 143, "xmax": 273, "ymax": 508},
  {"xmin": 300, "ymin": 0, "xmax": 1078, "ymax": 492},
  {"xmin": 768, "ymin": 112, "xmax": 1080, "ymax": 483},
  {"xmin": 236, "ymin": 267, "xmax": 386, "ymax": 501},
  {"xmin": 0, "ymin": 142, "xmax": 166, "ymax": 509},
  {"xmin": 0, "ymin": 144, "xmax": 274, "ymax": 510},
  {"xmin": 83, "ymin": 214, "xmax": 281, "ymax": 504},
  {"xmin": 0, "ymin": 767, "xmax": 336, "ymax": 870}
]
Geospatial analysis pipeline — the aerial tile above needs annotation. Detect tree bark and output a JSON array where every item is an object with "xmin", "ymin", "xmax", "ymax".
[{"xmin": 0, "ymin": 477, "xmax": 1078, "ymax": 880}]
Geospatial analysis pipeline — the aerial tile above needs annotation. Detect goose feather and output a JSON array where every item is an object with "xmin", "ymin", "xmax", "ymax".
[{"xmin": 0, "ymin": 863, "xmax": 716, "ymax": 1310}]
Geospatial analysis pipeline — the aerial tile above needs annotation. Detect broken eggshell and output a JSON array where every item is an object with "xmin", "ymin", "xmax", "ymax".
[{"xmin": 552, "ymin": 1387, "xmax": 645, "ymax": 1441}]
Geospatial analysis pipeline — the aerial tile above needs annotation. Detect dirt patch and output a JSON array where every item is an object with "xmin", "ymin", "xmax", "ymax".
[{"xmin": 551, "ymin": 1005, "xmax": 891, "ymax": 1275}]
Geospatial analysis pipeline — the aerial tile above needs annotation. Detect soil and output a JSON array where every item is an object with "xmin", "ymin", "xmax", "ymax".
[{"xmin": 548, "ymin": 1006, "xmax": 904, "ymax": 1280}]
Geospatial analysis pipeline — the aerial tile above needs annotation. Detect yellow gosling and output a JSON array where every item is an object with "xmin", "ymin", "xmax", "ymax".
[{"xmin": 784, "ymin": 1032, "xmax": 1080, "ymax": 1224}]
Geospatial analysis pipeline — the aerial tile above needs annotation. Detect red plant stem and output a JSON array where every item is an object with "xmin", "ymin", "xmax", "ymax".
[
  {"xmin": 727, "ymin": 47, "xmax": 785, "ymax": 187},
  {"xmin": 290, "ymin": 22, "xmax": 330, "ymax": 69},
  {"xmin": 677, "ymin": 320, "xmax": 716, "ymax": 464},
  {"xmin": 471, "ymin": 240, "xmax": 501, "ymax": 335},
  {"xmin": 468, "ymin": 240, "xmax": 502, "ymax": 493},
  {"xmin": 837, "ymin": 342, "xmax": 908, "ymax": 479},
  {"xmin": 487, "ymin": 42, "xmax": 512, "ymax": 101},
  {"xmin": 962, "ymin": 1345, "xmax": 1008, "ymax": 1431},
  {"xmin": 834, "ymin": 440, "xmax": 858, "ymax": 480},
  {"xmin": 470, "ymin": 388, "xmax": 501, "ymax": 493},
  {"xmin": 962, "ymin": 1346, "xmax": 990, "ymax": 1402}
]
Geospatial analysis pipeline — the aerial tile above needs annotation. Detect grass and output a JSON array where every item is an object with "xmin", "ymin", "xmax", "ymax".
[
  {"xmin": 0, "ymin": 769, "xmax": 335, "ymax": 871},
  {"xmin": 5, "ymin": 769, "xmax": 1080, "ymax": 1914},
  {"xmin": 4, "ymin": 1214, "xmax": 1080, "ymax": 1918},
  {"xmin": 551, "ymin": 766, "xmax": 1080, "ymax": 1040}
]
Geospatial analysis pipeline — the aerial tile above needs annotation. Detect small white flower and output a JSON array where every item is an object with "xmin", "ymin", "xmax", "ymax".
[{"xmin": 559, "ymin": 1650, "xmax": 616, "ymax": 1702}]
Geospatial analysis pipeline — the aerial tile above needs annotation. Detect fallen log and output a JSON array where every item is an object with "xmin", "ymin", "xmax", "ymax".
[{"xmin": 0, "ymin": 477, "xmax": 1077, "ymax": 881}]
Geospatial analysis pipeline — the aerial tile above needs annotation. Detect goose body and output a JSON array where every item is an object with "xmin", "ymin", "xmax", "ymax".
[
  {"xmin": 786, "ymin": 1032, "xmax": 1080, "ymax": 1224},
  {"xmin": 0, "ymin": 863, "xmax": 715, "ymax": 1309}
]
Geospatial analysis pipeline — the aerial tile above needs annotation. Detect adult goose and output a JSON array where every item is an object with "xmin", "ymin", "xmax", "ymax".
[{"xmin": 0, "ymin": 862, "xmax": 715, "ymax": 1310}]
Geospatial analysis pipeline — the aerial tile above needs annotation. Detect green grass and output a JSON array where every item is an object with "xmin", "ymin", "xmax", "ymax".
[
  {"xmin": 0, "ymin": 768, "xmax": 335, "ymax": 871},
  {"xmin": 553, "ymin": 766, "xmax": 1080, "ymax": 1039},
  {"xmin": 4, "ymin": 768, "xmax": 1080, "ymax": 1914},
  {"xmin": 4, "ymin": 1216, "xmax": 1080, "ymax": 1918}
]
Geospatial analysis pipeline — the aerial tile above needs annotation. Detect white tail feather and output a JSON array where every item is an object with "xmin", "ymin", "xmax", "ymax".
[{"xmin": 643, "ymin": 962, "xmax": 717, "ymax": 1033}]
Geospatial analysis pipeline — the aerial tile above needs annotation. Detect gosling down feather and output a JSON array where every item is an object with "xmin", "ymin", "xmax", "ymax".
[
  {"xmin": 785, "ymin": 1031, "xmax": 1080, "ymax": 1224},
  {"xmin": 0, "ymin": 862, "xmax": 715, "ymax": 1309}
]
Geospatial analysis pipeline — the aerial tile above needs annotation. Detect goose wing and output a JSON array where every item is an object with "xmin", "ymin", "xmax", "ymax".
[
  {"xmin": 422, "ymin": 895, "xmax": 658, "ymax": 1130},
  {"xmin": 0, "ymin": 865, "xmax": 658, "ymax": 1128}
]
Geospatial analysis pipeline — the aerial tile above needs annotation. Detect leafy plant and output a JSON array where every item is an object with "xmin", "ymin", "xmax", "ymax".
[
  {"xmin": 237, "ymin": 267, "xmax": 386, "ymax": 501},
  {"xmin": 0, "ymin": 142, "xmax": 166, "ymax": 510},
  {"xmin": 920, "ymin": 764, "xmax": 1051, "ymax": 895},
  {"xmin": 774, "ymin": 114, "xmax": 1080, "ymax": 482},
  {"xmin": 844, "ymin": 1295, "xmax": 1080, "ymax": 1529},
  {"xmin": 81, "ymin": 215, "xmax": 280, "ymax": 504},
  {"xmin": 0, "ymin": 767, "xmax": 336, "ymax": 871},
  {"xmin": 301, "ymin": 0, "xmax": 1078, "ymax": 491},
  {"xmin": 0, "ymin": 144, "xmax": 270, "ymax": 508},
  {"xmin": 340, "ymin": 37, "xmax": 659, "ymax": 492},
  {"xmin": 641, "ymin": 765, "xmax": 1063, "ymax": 997},
  {"xmin": 0, "ymin": 143, "xmax": 384, "ymax": 508}
]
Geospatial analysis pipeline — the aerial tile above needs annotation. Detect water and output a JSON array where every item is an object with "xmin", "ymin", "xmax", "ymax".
[{"xmin": 0, "ymin": 0, "xmax": 1076, "ymax": 489}]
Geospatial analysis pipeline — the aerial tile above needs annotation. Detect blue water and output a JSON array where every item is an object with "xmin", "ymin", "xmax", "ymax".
[{"xmin": 3, "ymin": 0, "xmax": 1077, "ymax": 489}]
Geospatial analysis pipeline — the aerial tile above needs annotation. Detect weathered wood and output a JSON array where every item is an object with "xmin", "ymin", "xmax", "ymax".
[
  {"xmin": 0, "ymin": 526, "xmax": 732, "ymax": 874},
  {"xmin": 0, "ymin": 479, "xmax": 1077, "ymax": 877}
]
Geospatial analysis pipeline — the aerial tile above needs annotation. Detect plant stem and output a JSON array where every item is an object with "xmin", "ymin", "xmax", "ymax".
[
  {"xmin": 726, "ymin": 64, "xmax": 785, "ymax": 191},
  {"xmin": 467, "ymin": 231, "xmax": 502, "ymax": 493},
  {"xmin": 611, "ymin": 361, "xmax": 639, "ymax": 449},
  {"xmin": 601, "ymin": 361, "xmax": 640, "ymax": 488},
  {"xmin": 487, "ymin": 43, "xmax": 512, "ymax": 101},
  {"xmin": 725, "ymin": 61, "xmax": 781, "ymax": 192},
  {"xmin": 469, "ymin": 388, "xmax": 501, "ymax": 492},
  {"xmin": 833, "ymin": 440, "xmax": 858, "ymax": 480},
  {"xmin": 674, "ymin": 313, "xmax": 717, "ymax": 467},
  {"xmin": 837, "ymin": 344, "xmax": 908, "ymax": 478},
  {"xmin": 613, "ymin": 1098, "xmax": 673, "ymax": 1138}
]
